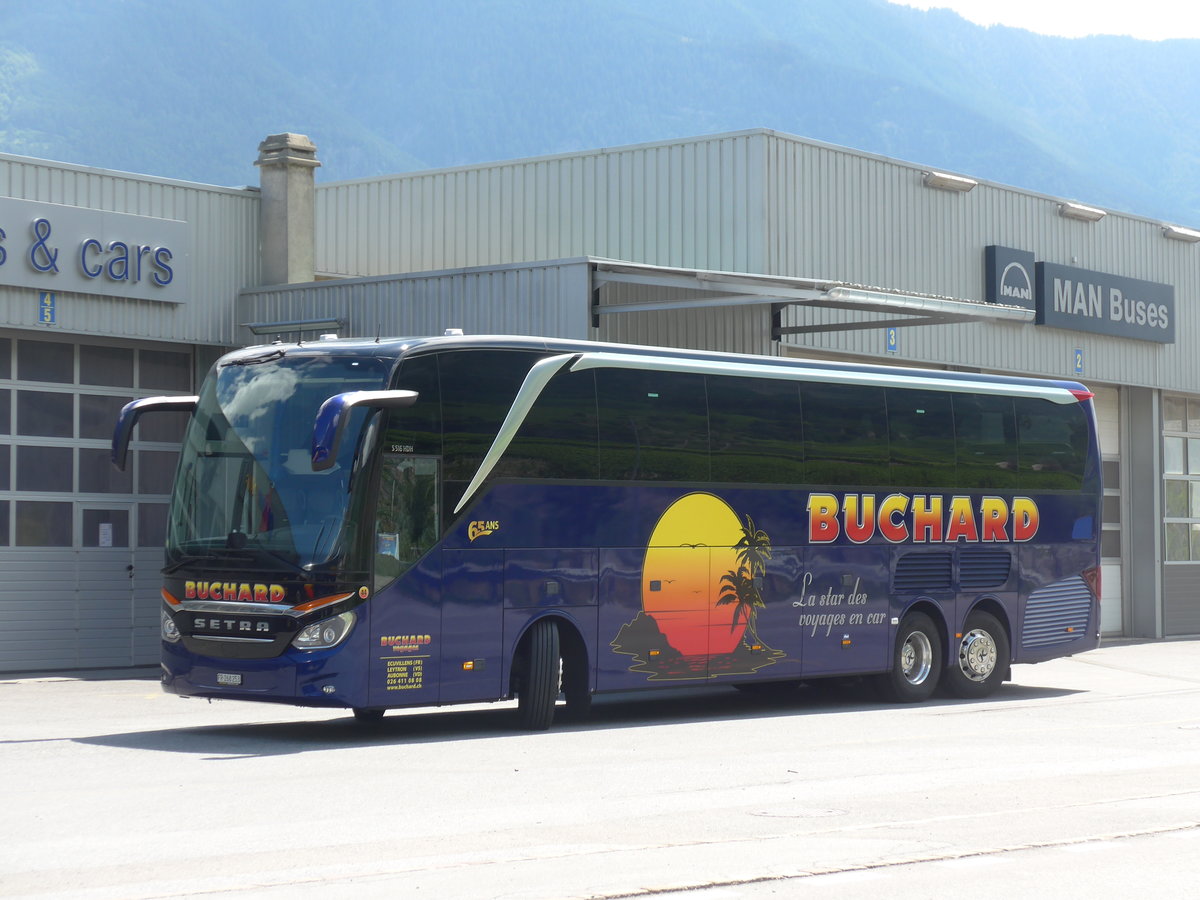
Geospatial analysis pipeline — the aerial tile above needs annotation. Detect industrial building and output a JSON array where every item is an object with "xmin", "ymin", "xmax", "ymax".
[{"xmin": 2, "ymin": 127, "xmax": 1197, "ymax": 671}]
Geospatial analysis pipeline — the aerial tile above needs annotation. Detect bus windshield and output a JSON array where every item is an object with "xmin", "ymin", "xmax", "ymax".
[{"xmin": 166, "ymin": 352, "xmax": 391, "ymax": 573}]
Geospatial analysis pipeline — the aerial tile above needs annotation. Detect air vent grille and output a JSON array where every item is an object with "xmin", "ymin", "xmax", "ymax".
[
  {"xmin": 894, "ymin": 553, "xmax": 953, "ymax": 591},
  {"xmin": 1022, "ymin": 575, "xmax": 1092, "ymax": 648},
  {"xmin": 959, "ymin": 549, "xmax": 1012, "ymax": 588}
]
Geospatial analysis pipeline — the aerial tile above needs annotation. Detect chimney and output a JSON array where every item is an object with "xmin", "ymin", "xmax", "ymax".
[{"xmin": 255, "ymin": 132, "xmax": 321, "ymax": 285}]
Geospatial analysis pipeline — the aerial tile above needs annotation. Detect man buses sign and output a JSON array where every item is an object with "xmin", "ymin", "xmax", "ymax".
[
  {"xmin": 985, "ymin": 246, "xmax": 1175, "ymax": 344},
  {"xmin": 1035, "ymin": 262, "xmax": 1173, "ymax": 344}
]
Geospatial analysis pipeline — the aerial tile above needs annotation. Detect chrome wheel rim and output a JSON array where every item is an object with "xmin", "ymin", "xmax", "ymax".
[
  {"xmin": 958, "ymin": 628, "xmax": 997, "ymax": 682},
  {"xmin": 901, "ymin": 630, "xmax": 933, "ymax": 685}
]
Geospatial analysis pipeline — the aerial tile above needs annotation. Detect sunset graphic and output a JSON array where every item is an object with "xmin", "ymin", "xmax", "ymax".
[{"xmin": 611, "ymin": 492, "xmax": 784, "ymax": 680}]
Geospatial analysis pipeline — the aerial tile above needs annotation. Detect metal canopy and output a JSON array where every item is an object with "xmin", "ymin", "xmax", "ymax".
[{"xmin": 589, "ymin": 258, "xmax": 1034, "ymax": 336}]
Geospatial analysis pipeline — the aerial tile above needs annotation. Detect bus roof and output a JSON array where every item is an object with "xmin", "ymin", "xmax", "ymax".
[{"xmin": 219, "ymin": 333, "xmax": 1093, "ymax": 399}]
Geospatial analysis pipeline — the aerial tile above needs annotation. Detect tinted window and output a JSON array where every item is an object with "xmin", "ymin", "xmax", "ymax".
[
  {"xmin": 80, "ymin": 394, "xmax": 132, "ymax": 440},
  {"xmin": 802, "ymin": 383, "xmax": 889, "ymax": 486},
  {"xmin": 18, "ymin": 340, "xmax": 72, "ymax": 383},
  {"xmin": 17, "ymin": 445, "xmax": 72, "ymax": 492},
  {"xmin": 955, "ymin": 394, "xmax": 1019, "ymax": 489},
  {"xmin": 82, "ymin": 509, "xmax": 129, "ymax": 548},
  {"xmin": 17, "ymin": 390, "xmax": 72, "ymax": 437},
  {"xmin": 138, "ymin": 410, "xmax": 189, "ymax": 444},
  {"xmin": 16, "ymin": 501, "xmax": 72, "ymax": 546},
  {"xmin": 139, "ymin": 349, "xmax": 192, "ymax": 391},
  {"xmin": 139, "ymin": 503, "xmax": 169, "ymax": 548},
  {"xmin": 373, "ymin": 456, "xmax": 440, "ymax": 589},
  {"xmin": 598, "ymin": 369, "xmax": 709, "ymax": 481},
  {"xmin": 438, "ymin": 349, "xmax": 542, "ymax": 511},
  {"xmin": 1016, "ymin": 397, "xmax": 1088, "ymax": 490},
  {"xmin": 138, "ymin": 450, "xmax": 179, "ymax": 495},
  {"xmin": 888, "ymin": 388, "xmax": 955, "ymax": 488},
  {"xmin": 80, "ymin": 345, "xmax": 134, "ymax": 387},
  {"xmin": 385, "ymin": 354, "xmax": 442, "ymax": 457},
  {"xmin": 709, "ymin": 375, "xmax": 803, "ymax": 484},
  {"xmin": 79, "ymin": 448, "xmax": 133, "ymax": 493},
  {"xmin": 501, "ymin": 369, "xmax": 598, "ymax": 480}
]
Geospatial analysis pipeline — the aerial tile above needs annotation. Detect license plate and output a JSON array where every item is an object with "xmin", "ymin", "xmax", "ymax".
[{"xmin": 216, "ymin": 673, "xmax": 242, "ymax": 686}]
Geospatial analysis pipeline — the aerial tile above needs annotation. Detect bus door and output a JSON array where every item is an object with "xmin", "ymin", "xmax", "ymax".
[
  {"xmin": 799, "ymin": 545, "xmax": 892, "ymax": 677},
  {"xmin": 367, "ymin": 455, "xmax": 442, "ymax": 707},
  {"xmin": 439, "ymin": 545, "xmax": 504, "ymax": 703}
]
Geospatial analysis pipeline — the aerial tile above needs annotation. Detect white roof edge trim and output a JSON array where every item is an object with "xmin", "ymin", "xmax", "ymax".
[
  {"xmin": 568, "ymin": 352, "xmax": 1077, "ymax": 404},
  {"xmin": 453, "ymin": 353, "xmax": 578, "ymax": 515}
]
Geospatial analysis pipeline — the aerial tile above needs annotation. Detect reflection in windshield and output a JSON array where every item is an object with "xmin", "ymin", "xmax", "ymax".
[{"xmin": 167, "ymin": 353, "xmax": 390, "ymax": 571}]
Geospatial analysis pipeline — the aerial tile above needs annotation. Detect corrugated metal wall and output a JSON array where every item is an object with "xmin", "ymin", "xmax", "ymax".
[
  {"xmin": 761, "ymin": 131, "xmax": 1199, "ymax": 392},
  {"xmin": 316, "ymin": 129, "xmax": 1200, "ymax": 394},
  {"xmin": 1, "ymin": 547, "xmax": 162, "ymax": 671},
  {"xmin": 593, "ymin": 280, "xmax": 777, "ymax": 357},
  {"xmin": 316, "ymin": 131, "xmax": 767, "ymax": 278},
  {"xmin": 1, "ymin": 151, "xmax": 260, "ymax": 346},
  {"xmin": 2, "ymin": 153, "xmax": 258, "ymax": 673},
  {"xmin": 238, "ymin": 260, "xmax": 592, "ymax": 344}
]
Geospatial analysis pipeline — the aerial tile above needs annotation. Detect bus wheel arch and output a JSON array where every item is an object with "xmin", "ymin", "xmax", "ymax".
[
  {"xmin": 943, "ymin": 604, "xmax": 1011, "ymax": 700},
  {"xmin": 878, "ymin": 603, "xmax": 945, "ymax": 703},
  {"xmin": 510, "ymin": 615, "xmax": 590, "ymax": 730}
]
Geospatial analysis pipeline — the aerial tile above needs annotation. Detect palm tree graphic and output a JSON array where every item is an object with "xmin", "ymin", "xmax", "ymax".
[{"xmin": 717, "ymin": 515, "xmax": 772, "ymax": 648}]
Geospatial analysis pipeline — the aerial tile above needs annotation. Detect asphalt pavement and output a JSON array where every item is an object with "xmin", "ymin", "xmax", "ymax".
[{"xmin": 2, "ymin": 638, "xmax": 1198, "ymax": 899}]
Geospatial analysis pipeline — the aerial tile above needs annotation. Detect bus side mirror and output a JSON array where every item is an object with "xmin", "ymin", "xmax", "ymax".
[
  {"xmin": 311, "ymin": 390, "xmax": 418, "ymax": 471},
  {"xmin": 111, "ymin": 396, "xmax": 198, "ymax": 471}
]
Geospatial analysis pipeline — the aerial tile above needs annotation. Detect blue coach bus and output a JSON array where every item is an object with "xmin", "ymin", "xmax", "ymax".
[{"xmin": 113, "ymin": 334, "xmax": 1102, "ymax": 729}]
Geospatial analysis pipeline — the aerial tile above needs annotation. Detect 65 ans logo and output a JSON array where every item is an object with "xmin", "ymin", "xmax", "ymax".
[{"xmin": 468, "ymin": 520, "xmax": 500, "ymax": 541}]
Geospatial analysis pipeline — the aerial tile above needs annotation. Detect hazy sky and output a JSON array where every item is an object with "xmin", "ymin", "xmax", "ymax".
[{"xmin": 889, "ymin": 1, "xmax": 1200, "ymax": 40}]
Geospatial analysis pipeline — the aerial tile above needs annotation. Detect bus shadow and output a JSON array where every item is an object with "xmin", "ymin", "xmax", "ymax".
[{"xmin": 73, "ymin": 680, "xmax": 1080, "ymax": 758}]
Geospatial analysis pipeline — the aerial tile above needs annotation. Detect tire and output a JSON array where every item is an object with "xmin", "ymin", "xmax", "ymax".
[
  {"xmin": 517, "ymin": 619, "xmax": 560, "ymax": 731},
  {"xmin": 878, "ymin": 612, "xmax": 942, "ymax": 703},
  {"xmin": 943, "ymin": 611, "xmax": 1009, "ymax": 699},
  {"xmin": 352, "ymin": 707, "xmax": 385, "ymax": 723}
]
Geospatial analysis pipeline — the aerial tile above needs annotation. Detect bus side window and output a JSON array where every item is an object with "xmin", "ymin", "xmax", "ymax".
[
  {"xmin": 439, "ymin": 350, "xmax": 544, "ymax": 515},
  {"xmin": 385, "ymin": 354, "xmax": 442, "ymax": 458},
  {"xmin": 954, "ymin": 394, "xmax": 1019, "ymax": 490},
  {"xmin": 802, "ymin": 383, "xmax": 889, "ymax": 486},
  {"xmin": 1015, "ymin": 397, "xmax": 1087, "ymax": 491},
  {"xmin": 374, "ymin": 456, "xmax": 439, "ymax": 590},
  {"xmin": 500, "ymin": 369, "xmax": 599, "ymax": 480},
  {"xmin": 708, "ymin": 375, "xmax": 803, "ymax": 484},
  {"xmin": 887, "ymin": 388, "xmax": 955, "ymax": 489},
  {"xmin": 597, "ymin": 369, "xmax": 709, "ymax": 481}
]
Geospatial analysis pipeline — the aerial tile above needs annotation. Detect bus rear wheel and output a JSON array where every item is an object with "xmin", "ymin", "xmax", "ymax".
[
  {"xmin": 517, "ymin": 619, "xmax": 560, "ymax": 731},
  {"xmin": 878, "ymin": 612, "xmax": 942, "ymax": 702},
  {"xmin": 352, "ymin": 707, "xmax": 385, "ymax": 723},
  {"xmin": 943, "ymin": 611, "xmax": 1009, "ymax": 699}
]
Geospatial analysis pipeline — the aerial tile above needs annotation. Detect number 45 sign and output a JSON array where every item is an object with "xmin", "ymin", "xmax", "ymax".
[{"xmin": 39, "ymin": 291, "xmax": 56, "ymax": 325}]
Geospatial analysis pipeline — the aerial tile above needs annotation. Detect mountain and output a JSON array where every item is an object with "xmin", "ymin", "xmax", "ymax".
[{"xmin": 1, "ymin": 0, "xmax": 1197, "ymax": 226}]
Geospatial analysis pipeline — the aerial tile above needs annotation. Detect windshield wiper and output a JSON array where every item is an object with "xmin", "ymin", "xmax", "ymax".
[
  {"xmin": 221, "ymin": 348, "xmax": 285, "ymax": 367},
  {"xmin": 244, "ymin": 543, "xmax": 308, "ymax": 576},
  {"xmin": 163, "ymin": 553, "xmax": 219, "ymax": 574}
]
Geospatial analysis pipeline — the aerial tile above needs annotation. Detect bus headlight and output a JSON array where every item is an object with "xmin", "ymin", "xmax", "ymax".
[
  {"xmin": 292, "ymin": 611, "xmax": 356, "ymax": 651},
  {"xmin": 161, "ymin": 609, "xmax": 181, "ymax": 643}
]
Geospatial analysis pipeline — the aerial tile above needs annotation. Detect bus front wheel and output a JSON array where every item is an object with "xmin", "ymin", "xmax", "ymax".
[
  {"xmin": 943, "ymin": 611, "xmax": 1009, "ymax": 699},
  {"xmin": 878, "ymin": 612, "xmax": 942, "ymax": 703},
  {"xmin": 516, "ymin": 619, "xmax": 560, "ymax": 731}
]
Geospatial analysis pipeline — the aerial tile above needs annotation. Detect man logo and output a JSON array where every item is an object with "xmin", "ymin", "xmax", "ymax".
[
  {"xmin": 1000, "ymin": 261, "xmax": 1033, "ymax": 303},
  {"xmin": 985, "ymin": 246, "xmax": 1036, "ymax": 309}
]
